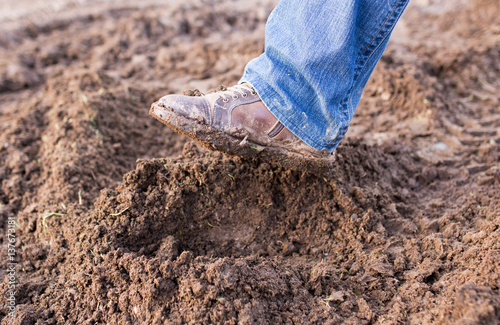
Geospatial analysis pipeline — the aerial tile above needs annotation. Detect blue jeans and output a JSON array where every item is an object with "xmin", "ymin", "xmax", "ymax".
[{"xmin": 240, "ymin": 0, "xmax": 410, "ymax": 151}]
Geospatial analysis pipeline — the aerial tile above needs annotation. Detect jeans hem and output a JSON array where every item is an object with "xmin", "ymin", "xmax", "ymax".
[{"xmin": 239, "ymin": 76, "xmax": 326, "ymax": 151}]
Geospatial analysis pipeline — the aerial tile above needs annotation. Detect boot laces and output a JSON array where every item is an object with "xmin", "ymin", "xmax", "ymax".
[{"xmin": 219, "ymin": 84, "xmax": 257, "ymax": 103}]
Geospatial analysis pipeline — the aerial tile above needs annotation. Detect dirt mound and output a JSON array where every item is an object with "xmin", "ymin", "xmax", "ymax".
[{"xmin": 1, "ymin": 0, "xmax": 499, "ymax": 324}]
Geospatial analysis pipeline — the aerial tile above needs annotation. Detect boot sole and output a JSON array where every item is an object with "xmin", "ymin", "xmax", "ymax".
[{"xmin": 150, "ymin": 101, "xmax": 335, "ymax": 174}]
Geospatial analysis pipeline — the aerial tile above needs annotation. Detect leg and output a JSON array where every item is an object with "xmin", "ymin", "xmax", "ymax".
[
  {"xmin": 150, "ymin": 0, "xmax": 409, "ymax": 172},
  {"xmin": 241, "ymin": 0, "xmax": 410, "ymax": 152}
]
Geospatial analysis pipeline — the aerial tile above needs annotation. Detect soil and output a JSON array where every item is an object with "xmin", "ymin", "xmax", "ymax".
[{"xmin": 0, "ymin": 0, "xmax": 499, "ymax": 324}]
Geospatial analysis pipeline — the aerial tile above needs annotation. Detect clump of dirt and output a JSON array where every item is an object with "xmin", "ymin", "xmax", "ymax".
[{"xmin": 1, "ymin": 0, "xmax": 499, "ymax": 324}]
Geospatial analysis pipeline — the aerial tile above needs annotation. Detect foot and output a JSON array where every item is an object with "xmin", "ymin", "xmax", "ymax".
[{"xmin": 149, "ymin": 84, "xmax": 333, "ymax": 173}]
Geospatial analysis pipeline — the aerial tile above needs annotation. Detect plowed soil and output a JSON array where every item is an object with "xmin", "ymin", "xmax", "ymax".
[{"xmin": 1, "ymin": 0, "xmax": 499, "ymax": 324}]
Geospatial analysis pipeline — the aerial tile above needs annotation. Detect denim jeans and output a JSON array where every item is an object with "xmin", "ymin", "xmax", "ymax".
[{"xmin": 240, "ymin": 0, "xmax": 410, "ymax": 151}]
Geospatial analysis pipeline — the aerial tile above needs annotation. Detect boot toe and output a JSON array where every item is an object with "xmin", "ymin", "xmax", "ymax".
[{"xmin": 157, "ymin": 94, "xmax": 211, "ymax": 124}]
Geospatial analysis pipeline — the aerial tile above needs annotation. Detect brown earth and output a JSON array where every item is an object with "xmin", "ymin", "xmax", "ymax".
[{"xmin": 0, "ymin": 0, "xmax": 499, "ymax": 324}]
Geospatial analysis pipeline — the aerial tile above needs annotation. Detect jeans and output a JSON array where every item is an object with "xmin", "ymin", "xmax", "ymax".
[{"xmin": 240, "ymin": 0, "xmax": 410, "ymax": 151}]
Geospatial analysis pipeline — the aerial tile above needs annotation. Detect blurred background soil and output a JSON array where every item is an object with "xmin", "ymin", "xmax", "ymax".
[{"xmin": 0, "ymin": 0, "xmax": 499, "ymax": 323}]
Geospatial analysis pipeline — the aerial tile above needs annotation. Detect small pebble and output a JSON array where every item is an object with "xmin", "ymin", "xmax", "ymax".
[{"xmin": 434, "ymin": 142, "xmax": 447, "ymax": 151}]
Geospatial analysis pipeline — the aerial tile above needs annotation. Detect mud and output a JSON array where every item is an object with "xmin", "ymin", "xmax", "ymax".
[{"xmin": 0, "ymin": 0, "xmax": 499, "ymax": 324}]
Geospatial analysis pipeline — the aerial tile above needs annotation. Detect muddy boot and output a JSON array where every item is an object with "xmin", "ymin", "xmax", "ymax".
[{"xmin": 150, "ymin": 84, "xmax": 334, "ymax": 173}]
